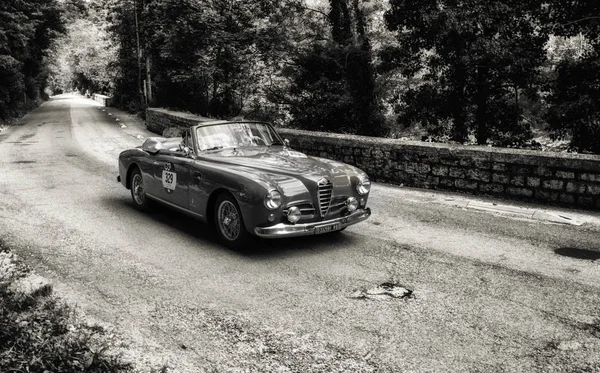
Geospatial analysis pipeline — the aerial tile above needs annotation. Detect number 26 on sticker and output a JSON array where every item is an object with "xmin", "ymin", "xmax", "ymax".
[{"xmin": 162, "ymin": 170, "xmax": 177, "ymax": 191}]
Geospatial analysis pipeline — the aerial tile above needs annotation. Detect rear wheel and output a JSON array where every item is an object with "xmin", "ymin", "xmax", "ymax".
[
  {"xmin": 129, "ymin": 167, "xmax": 151, "ymax": 211},
  {"xmin": 214, "ymin": 193, "xmax": 251, "ymax": 249}
]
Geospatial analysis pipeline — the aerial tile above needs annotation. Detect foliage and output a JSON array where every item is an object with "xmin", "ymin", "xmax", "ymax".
[
  {"xmin": 0, "ymin": 248, "xmax": 132, "ymax": 373},
  {"xmin": 383, "ymin": 0, "xmax": 548, "ymax": 145},
  {"xmin": 545, "ymin": 53, "xmax": 600, "ymax": 153},
  {"xmin": 47, "ymin": 18, "xmax": 117, "ymax": 95},
  {"xmin": 287, "ymin": 0, "xmax": 387, "ymax": 136},
  {"xmin": 0, "ymin": 0, "xmax": 65, "ymax": 120},
  {"xmin": 100, "ymin": 0, "xmax": 304, "ymax": 117},
  {"xmin": 544, "ymin": 0, "xmax": 600, "ymax": 153}
]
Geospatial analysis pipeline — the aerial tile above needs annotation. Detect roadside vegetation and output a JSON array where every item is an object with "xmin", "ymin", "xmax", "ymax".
[
  {"xmin": 0, "ymin": 244, "xmax": 133, "ymax": 373},
  {"xmin": 2, "ymin": 0, "xmax": 599, "ymax": 153}
]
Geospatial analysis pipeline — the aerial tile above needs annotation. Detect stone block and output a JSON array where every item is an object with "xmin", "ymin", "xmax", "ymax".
[
  {"xmin": 362, "ymin": 148, "xmax": 372, "ymax": 157},
  {"xmin": 439, "ymin": 178, "xmax": 454, "ymax": 188},
  {"xmin": 566, "ymin": 181, "xmax": 587, "ymax": 194},
  {"xmin": 492, "ymin": 162, "xmax": 507, "ymax": 172},
  {"xmin": 581, "ymin": 173, "xmax": 600, "ymax": 182},
  {"xmin": 511, "ymin": 165, "xmax": 532, "ymax": 175},
  {"xmin": 527, "ymin": 177, "xmax": 541, "ymax": 188},
  {"xmin": 342, "ymin": 147, "xmax": 354, "ymax": 155},
  {"xmin": 480, "ymin": 183, "xmax": 504, "ymax": 194},
  {"xmin": 405, "ymin": 162, "xmax": 420, "ymax": 174},
  {"xmin": 455, "ymin": 179, "xmax": 478, "ymax": 190},
  {"xmin": 466, "ymin": 169, "xmax": 491, "ymax": 182},
  {"xmin": 535, "ymin": 190, "xmax": 559, "ymax": 202},
  {"xmin": 535, "ymin": 166, "xmax": 553, "ymax": 177},
  {"xmin": 587, "ymin": 184, "xmax": 600, "ymax": 196},
  {"xmin": 510, "ymin": 175, "xmax": 526, "ymax": 187},
  {"xmin": 559, "ymin": 194, "xmax": 575, "ymax": 204},
  {"xmin": 555, "ymin": 170, "xmax": 575, "ymax": 179},
  {"xmin": 440, "ymin": 158, "xmax": 460, "ymax": 166},
  {"xmin": 506, "ymin": 187, "xmax": 534, "ymax": 197},
  {"xmin": 492, "ymin": 173, "xmax": 510, "ymax": 184},
  {"xmin": 432, "ymin": 165, "xmax": 449, "ymax": 176},
  {"xmin": 577, "ymin": 196, "xmax": 594, "ymax": 207},
  {"xmin": 542, "ymin": 179, "xmax": 564, "ymax": 191},
  {"xmin": 449, "ymin": 167, "xmax": 466, "ymax": 178}
]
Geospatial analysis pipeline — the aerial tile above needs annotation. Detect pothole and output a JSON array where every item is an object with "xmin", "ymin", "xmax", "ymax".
[
  {"xmin": 350, "ymin": 282, "xmax": 414, "ymax": 301},
  {"xmin": 555, "ymin": 247, "xmax": 600, "ymax": 261}
]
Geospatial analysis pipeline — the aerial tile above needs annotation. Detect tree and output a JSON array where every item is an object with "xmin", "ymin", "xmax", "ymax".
[
  {"xmin": 0, "ymin": 0, "xmax": 65, "ymax": 119},
  {"xmin": 47, "ymin": 19, "xmax": 116, "ymax": 95},
  {"xmin": 287, "ymin": 0, "xmax": 386, "ymax": 136},
  {"xmin": 545, "ymin": 0, "xmax": 600, "ymax": 153},
  {"xmin": 383, "ymin": 0, "xmax": 548, "ymax": 145}
]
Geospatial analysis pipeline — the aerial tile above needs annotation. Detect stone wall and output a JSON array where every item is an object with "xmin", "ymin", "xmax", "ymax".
[
  {"xmin": 145, "ymin": 108, "xmax": 600, "ymax": 210},
  {"xmin": 146, "ymin": 108, "xmax": 212, "ymax": 136},
  {"xmin": 92, "ymin": 94, "xmax": 112, "ymax": 107}
]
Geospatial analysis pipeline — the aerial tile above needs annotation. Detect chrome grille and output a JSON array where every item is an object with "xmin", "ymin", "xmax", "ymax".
[
  {"xmin": 284, "ymin": 202, "xmax": 315, "ymax": 220},
  {"xmin": 318, "ymin": 178, "xmax": 333, "ymax": 217},
  {"xmin": 328, "ymin": 197, "xmax": 347, "ymax": 214}
]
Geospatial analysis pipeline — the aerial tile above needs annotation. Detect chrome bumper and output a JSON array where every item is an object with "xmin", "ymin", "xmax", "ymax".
[{"xmin": 254, "ymin": 208, "xmax": 371, "ymax": 238}]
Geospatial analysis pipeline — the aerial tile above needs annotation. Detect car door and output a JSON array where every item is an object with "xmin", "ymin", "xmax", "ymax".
[{"xmin": 152, "ymin": 151, "xmax": 193, "ymax": 209}]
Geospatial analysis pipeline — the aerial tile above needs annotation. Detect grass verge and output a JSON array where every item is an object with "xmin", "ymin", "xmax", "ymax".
[{"xmin": 0, "ymin": 243, "xmax": 133, "ymax": 373}]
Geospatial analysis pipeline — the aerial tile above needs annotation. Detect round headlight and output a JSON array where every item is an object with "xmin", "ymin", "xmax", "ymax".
[
  {"xmin": 287, "ymin": 206, "xmax": 301, "ymax": 223},
  {"xmin": 264, "ymin": 190, "xmax": 282, "ymax": 210},
  {"xmin": 356, "ymin": 178, "xmax": 371, "ymax": 195},
  {"xmin": 346, "ymin": 197, "xmax": 358, "ymax": 212}
]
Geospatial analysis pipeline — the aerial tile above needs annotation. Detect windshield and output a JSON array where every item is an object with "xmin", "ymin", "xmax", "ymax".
[{"xmin": 195, "ymin": 122, "xmax": 283, "ymax": 151}]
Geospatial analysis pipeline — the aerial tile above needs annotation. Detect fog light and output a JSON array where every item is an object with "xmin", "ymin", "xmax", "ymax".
[
  {"xmin": 268, "ymin": 213, "xmax": 275, "ymax": 222},
  {"xmin": 287, "ymin": 206, "xmax": 301, "ymax": 223},
  {"xmin": 346, "ymin": 197, "xmax": 358, "ymax": 212}
]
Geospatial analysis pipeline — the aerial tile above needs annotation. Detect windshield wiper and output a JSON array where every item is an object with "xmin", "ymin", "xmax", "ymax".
[
  {"xmin": 204, "ymin": 146, "xmax": 224, "ymax": 151},
  {"xmin": 269, "ymin": 141, "xmax": 284, "ymax": 146}
]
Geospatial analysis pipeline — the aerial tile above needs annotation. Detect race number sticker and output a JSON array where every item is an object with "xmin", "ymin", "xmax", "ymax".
[{"xmin": 162, "ymin": 170, "xmax": 177, "ymax": 191}]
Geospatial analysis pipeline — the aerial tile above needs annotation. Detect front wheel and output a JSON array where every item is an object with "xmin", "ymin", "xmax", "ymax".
[
  {"xmin": 214, "ymin": 193, "xmax": 251, "ymax": 250},
  {"xmin": 129, "ymin": 167, "xmax": 151, "ymax": 211}
]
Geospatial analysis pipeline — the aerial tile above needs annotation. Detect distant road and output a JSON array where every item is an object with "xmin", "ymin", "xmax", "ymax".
[{"xmin": 0, "ymin": 95, "xmax": 599, "ymax": 372}]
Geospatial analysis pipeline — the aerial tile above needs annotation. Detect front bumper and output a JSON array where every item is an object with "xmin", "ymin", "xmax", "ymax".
[{"xmin": 254, "ymin": 208, "xmax": 371, "ymax": 238}]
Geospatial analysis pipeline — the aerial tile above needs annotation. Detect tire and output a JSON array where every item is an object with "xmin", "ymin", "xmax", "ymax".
[
  {"xmin": 129, "ymin": 167, "xmax": 151, "ymax": 211},
  {"xmin": 213, "ymin": 193, "xmax": 251, "ymax": 250}
]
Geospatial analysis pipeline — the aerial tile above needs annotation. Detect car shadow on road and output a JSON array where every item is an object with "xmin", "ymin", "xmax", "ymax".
[{"xmin": 104, "ymin": 196, "xmax": 359, "ymax": 260}]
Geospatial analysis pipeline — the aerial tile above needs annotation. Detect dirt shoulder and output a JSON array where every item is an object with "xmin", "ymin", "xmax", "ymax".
[{"xmin": 0, "ymin": 242, "xmax": 136, "ymax": 373}]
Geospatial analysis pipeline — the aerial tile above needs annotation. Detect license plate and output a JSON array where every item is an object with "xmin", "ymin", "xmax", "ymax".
[{"xmin": 314, "ymin": 223, "xmax": 340, "ymax": 234}]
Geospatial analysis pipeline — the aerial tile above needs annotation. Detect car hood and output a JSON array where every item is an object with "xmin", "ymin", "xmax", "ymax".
[{"xmin": 198, "ymin": 146, "xmax": 361, "ymax": 188}]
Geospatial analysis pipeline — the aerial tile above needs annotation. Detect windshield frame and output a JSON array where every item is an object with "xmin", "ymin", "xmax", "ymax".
[{"xmin": 193, "ymin": 121, "xmax": 285, "ymax": 152}]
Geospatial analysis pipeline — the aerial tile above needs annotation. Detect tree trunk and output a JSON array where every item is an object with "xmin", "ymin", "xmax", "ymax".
[{"xmin": 475, "ymin": 65, "xmax": 489, "ymax": 145}]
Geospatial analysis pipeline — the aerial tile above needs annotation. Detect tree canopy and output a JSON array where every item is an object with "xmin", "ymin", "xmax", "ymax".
[
  {"xmin": 0, "ymin": 0, "xmax": 65, "ymax": 119},
  {"xmin": 3, "ymin": 0, "xmax": 599, "ymax": 153}
]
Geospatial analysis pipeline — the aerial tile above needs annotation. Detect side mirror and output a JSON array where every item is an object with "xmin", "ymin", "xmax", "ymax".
[{"xmin": 284, "ymin": 139, "xmax": 290, "ymax": 148}]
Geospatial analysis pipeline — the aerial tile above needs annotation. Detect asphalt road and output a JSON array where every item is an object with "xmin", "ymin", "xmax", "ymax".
[{"xmin": 1, "ymin": 95, "xmax": 600, "ymax": 372}]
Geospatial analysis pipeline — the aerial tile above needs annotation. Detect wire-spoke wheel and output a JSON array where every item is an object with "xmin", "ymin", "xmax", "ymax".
[
  {"xmin": 129, "ymin": 167, "xmax": 151, "ymax": 211},
  {"xmin": 214, "ymin": 193, "xmax": 251, "ymax": 249}
]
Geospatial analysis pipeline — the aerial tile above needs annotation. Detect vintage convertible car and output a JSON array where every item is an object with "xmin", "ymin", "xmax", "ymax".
[{"xmin": 117, "ymin": 120, "xmax": 371, "ymax": 248}]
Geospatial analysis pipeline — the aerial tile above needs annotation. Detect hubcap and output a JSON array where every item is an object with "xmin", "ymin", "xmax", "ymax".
[
  {"xmin": 132, "ymin": 174, "xmax": 145, "ymax": 205},
  {"xmin": 218, "ymin": 201, "xmax": 240, "ymax": 241}
]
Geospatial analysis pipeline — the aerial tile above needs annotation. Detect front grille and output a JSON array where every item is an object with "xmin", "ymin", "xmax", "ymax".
[
  {"xmin": 318, "ymin": 178, "xmax": 333, "ymax": 217},
  {"xmin": 284, "ymin": 202, "xmax": 315, "ymax": 220},
  {"xmin": 328, "ymin": 197, "xmax": 347, "ymax": 214}
]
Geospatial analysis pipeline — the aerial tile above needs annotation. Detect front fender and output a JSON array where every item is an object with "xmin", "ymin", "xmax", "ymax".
[{"xmin": 196, "ymin": 162, "xmax": 309, "ymax": 234}]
